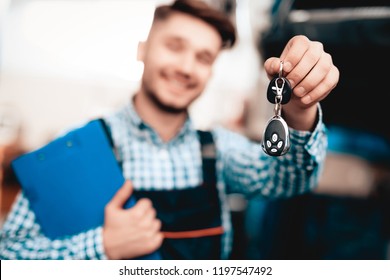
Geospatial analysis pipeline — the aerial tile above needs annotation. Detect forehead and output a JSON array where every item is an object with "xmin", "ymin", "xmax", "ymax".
[{"xmin": 149, "ymin": 12, "xmax": 222, "ymax": 53}]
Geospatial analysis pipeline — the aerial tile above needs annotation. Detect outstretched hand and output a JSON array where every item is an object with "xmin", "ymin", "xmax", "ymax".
[{"xmin": 264, "ymin": 35, "xmax": 339, "ymax": 131}]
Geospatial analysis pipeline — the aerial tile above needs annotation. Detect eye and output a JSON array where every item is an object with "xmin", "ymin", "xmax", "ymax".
[
  {"xmin": 197, "ymin": 53, "xmax": 213, "ymax": 65},
  {"xmin": 165, "ymin": 40, "xmax": 182, "ymax": 52}
]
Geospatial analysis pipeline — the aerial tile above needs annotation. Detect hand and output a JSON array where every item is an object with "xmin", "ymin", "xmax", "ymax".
[
  {"xmin": 264, "ymin": 35, "xmax": 339, "ymax": 130},
  {"xmin": 103, "ymin": 180, "xmax": 163, "ymax": 259}
]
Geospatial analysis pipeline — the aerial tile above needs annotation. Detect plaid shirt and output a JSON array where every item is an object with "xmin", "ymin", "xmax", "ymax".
[{"xmin": 0, "ymin": 101, "xmax": 327, "ymax": 259}]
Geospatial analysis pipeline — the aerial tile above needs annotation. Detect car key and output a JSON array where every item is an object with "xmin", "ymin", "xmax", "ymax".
[
  {"xmin": 261, "ymin": 104, "xmax": 290, "ymax": 156},
  {"xmin": 267, "ymin": 74, "xmax": 292, "ymax": 104},
  {"xmin": 262, "ymin": 62, "xmax": 291, "ymax": 156}
]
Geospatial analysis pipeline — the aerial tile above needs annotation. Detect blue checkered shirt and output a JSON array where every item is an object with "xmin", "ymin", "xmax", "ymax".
[{"xmin": 0, "ymin": 101, "xmax": 327, "ymax": 259}]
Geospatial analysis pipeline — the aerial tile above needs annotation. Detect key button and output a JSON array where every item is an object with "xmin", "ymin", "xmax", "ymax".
[{"xmin": 272, "ymin": 133, "xmax": 278, "ymax": 142}]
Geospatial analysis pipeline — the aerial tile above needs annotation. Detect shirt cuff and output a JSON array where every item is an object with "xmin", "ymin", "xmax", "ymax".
[
  {"xmin": 289, "ymin": 103, "xmax": 328, "ymax": 162},
  {"xmin": 93, "ymin": 226, "xmax": 108, "ymax": 260}
]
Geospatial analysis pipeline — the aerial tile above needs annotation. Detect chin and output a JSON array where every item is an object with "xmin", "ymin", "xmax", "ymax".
[
  {"xmin": 161, "ymin": 94, "xmax": 193, "ymax": 110},
  {"xmin": 166, "ymin": 102, "xmax": 190, "ymax": 112},
  {"xmin": 153, "ymin": 96, "xmax": 189, "ymax": 113}
]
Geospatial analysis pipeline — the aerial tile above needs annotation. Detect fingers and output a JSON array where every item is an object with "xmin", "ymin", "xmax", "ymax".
[
  {"xmin": 290, "ymin": 52, "xmax": 330, "ymax": 97},
  {"xmin": 264, "ymin": 35, "xmax": 339, "ymax": 106},
  {"xmin": 263, "ymin": 36, "xmax": 314, "ymax": 78},
  {"xmin": 298, "ymin": 65, "xmax": 340, "ymax": 105},
  {"xmin": 103, "ymin": 181, "xmax": 163, "ymax": 259},
  {"xmin": 108, "ymin": 180, "xmax": 159, "ymax": 222},
  {"xmin": 107, "ymin": 180, "xmax": 133, "ymax": 209},
  {"xmin": 283, "ymin": 41, "xmax": 324, "ymax": 89},
  {"xmin": 131, "ymin": 198, "xmax": 157, "ymax": 221},
  {"xmin": 146, "ymin": 231, "xmax": 164, "ymax": 253},
  {"xmin": 130, "ymin": 198, "xmax": 163, "ymax": 254},
  {"xmin": 264, "ymin": 57, "xmax": 282, "ymax": 79},
  {"xmin": 280, "ymin": 35, "xmax": 315, "ymax": 74}
]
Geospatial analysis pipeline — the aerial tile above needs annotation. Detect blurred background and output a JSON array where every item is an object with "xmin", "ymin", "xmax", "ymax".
[{"xmin": 1, "ymin": 0, "xmax": 390, "ymax": 260}]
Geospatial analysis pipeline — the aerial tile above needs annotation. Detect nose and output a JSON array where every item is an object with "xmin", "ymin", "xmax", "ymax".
[{"xmin": 178, "ymin": 52, "xmax": 196, "ymax": 76}]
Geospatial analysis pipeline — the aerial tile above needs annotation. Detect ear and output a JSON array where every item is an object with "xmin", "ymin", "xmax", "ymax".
[{"xmin": 137, "ymin": 41, "xmax": 146, "ymax": 62}]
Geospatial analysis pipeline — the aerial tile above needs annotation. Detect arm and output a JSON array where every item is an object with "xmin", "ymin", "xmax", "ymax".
[
  {"xmin": 0, "ymin": 182, "xmax": 163, "ymax": 260},
  {"xmin": 264, "ymin": 35, "xmax": 339, "ymax": 131},
  {"xmin": 217, "ymin": 35, "xmax": 338, "ymax": 199},
  {"xmin": 0, "ymin": 192, "xmax": 106, "ymax": 259},
  {"xmin": 215, "ymin": 105, "xmax": 327, "ymax": 199}
]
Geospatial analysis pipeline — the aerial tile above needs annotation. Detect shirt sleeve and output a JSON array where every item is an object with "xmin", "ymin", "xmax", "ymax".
[
  {"xmin": 214, "ymin": 104, "xmax": 328, "ymax": 199},
  {"xmin": 0, "ymin": 192, "xmax": 108, "ymax": 260}
]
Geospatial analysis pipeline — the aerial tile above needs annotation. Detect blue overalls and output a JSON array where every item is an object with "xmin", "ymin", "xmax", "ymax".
[{"xmin": 133, "ymin": 131, "xmax": 223, "ymax": 259}]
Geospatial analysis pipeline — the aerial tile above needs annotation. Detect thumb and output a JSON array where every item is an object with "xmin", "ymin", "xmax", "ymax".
[
  {"xmin": 264, "ymin": 57, "xmax": 281, "ymax": 79},
  {"xmin": 108, "ymin": 180, "xmax": 133, "ymax": 209}
]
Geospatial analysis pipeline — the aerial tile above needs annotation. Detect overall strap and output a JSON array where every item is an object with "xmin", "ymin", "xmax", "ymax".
[
  {"xmin": 97, "ymin": 118, "xmax": 114, "ymax": 147},
  {"xmin": 197, "ymin": 130, "xmax": 217, "ymax": 187},
  {"xmin": 96, "ymin": 118, "xmax": 123, "ymax": 167}
]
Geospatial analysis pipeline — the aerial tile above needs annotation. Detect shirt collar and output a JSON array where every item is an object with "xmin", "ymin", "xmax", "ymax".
[
  {"xmin": 124, "ymin": 98, "xmax": 144, "ymax": 129},
  {"xmin": 123, "ymin": 98, "xmax": 195, "ymax": 144}
]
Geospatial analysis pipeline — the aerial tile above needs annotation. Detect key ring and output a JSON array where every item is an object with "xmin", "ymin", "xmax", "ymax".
[
  {"xmin": 274, "ymin": 78, "xmax": 285, "ymax": 98},
  {"xmin": 274, "ymin": 102, "xmax": 282, "ymax": 116},
  {"xmin": 273, "ymin": 61, "xmax": 285, "ymax": 97},
  {"xmin": 267, "ymin": 60, "xmax": 291, "ymax": 105},
  {"xmin": 279, "ymin": 61, "xmax": 284, "ymax": 78}
]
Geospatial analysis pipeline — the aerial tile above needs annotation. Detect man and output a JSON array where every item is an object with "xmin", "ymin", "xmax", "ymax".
[{"xmin": 0, "ymin": 0, "xmax": 338, "ymax": 260}]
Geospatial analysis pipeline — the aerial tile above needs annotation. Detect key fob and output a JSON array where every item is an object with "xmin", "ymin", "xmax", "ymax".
[
  {"xmin": 262, "ymin": 116, "xmax": 290, "ymax": 156},
  {"xmin": 267, "ymin": 77, "xmax": 292, "ymax": 105}
]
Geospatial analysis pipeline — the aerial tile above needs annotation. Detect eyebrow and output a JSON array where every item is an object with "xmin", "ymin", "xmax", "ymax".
[
  {"xmin": 164, "ymin": 36, "xmax": 184, "ymax": 45},
  {"xmin": 165, "ymin": 36, "xmax": 217, "ymax": 59}
]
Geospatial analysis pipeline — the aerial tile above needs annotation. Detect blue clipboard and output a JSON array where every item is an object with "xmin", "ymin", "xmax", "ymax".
[{"xmin": 11, "ymin": 119, "xmax": 160, "ymax": 259}]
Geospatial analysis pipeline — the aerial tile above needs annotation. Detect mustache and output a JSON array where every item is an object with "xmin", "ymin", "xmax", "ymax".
[
  {"xmin": 145, "ymin": 88, "xmax": 188, "ymax": 114},
  {"xmin": 162, "ymin": 70, "xmax": 198, "ymax": 89}
]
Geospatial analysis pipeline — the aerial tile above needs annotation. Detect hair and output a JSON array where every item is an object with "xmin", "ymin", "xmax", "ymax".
[{"xmin": 152, "ymin": 0, "xmax": 236, "ymax": 49}]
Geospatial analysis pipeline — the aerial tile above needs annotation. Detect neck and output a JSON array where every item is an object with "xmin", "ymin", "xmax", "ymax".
[{"xmin": 133, "ymin": 91, "xmax": 188, "ymax": 142}]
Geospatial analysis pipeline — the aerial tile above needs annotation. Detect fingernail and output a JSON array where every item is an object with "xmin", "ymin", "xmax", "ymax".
[{"xmin": 272, "ymin": 60, "xmax": 280, "ymax": 73}]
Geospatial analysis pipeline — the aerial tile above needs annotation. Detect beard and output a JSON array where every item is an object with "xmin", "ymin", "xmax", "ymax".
[{"xmin": 143, "ymin": 83, "xmax": 189, "ymax": 115}]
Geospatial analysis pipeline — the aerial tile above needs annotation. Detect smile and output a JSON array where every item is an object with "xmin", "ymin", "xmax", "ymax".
[{"xmin": 163, "ymin": 73, "xmax": 197, "ymax": 92}]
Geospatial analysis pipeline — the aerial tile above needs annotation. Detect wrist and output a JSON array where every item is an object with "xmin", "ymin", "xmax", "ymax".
[
  {"xmin": 102, "ymin": 227, "xmax": 121, "ymax": 260},
  {"xmin": 282, "ymin": 103, "xmax": 318, "ymax": 131}
]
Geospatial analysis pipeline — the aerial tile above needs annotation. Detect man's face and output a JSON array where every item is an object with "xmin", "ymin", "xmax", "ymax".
[{"xmin": 138, "ymin": 12, "xmax": 222, "ymax": 112}]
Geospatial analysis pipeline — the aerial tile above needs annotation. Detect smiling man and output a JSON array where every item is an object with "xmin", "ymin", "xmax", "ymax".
[
  {"xmin": 0, "ymin": 0, "xmax": 338, "ymax": 260},
  {"xmin": 134, "ymin": 2, "xmax": 233, "ymax": 142}
]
